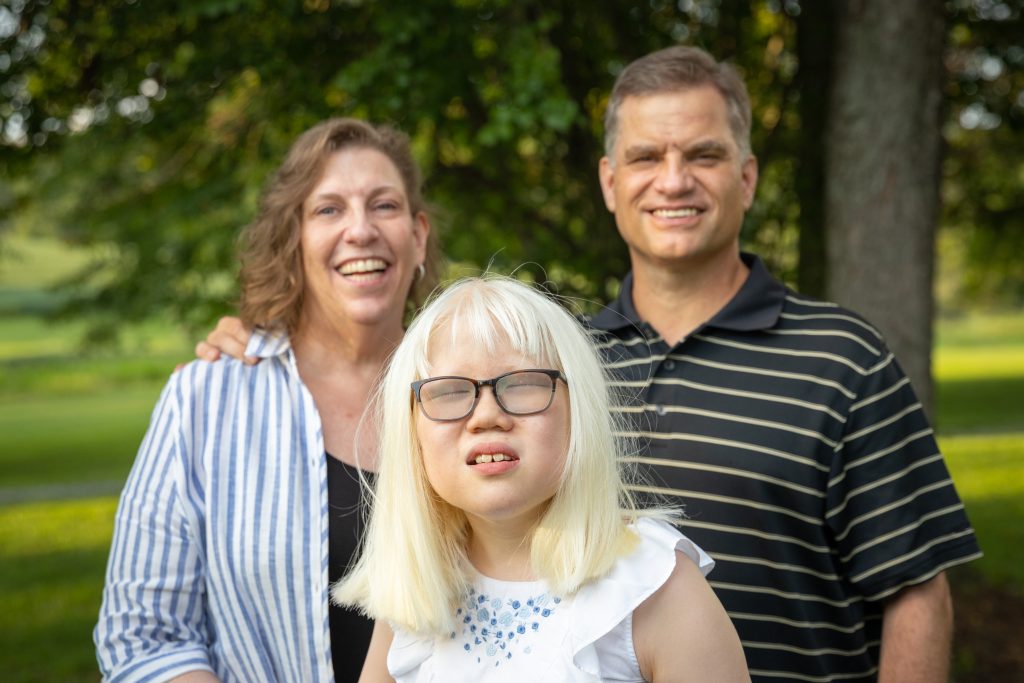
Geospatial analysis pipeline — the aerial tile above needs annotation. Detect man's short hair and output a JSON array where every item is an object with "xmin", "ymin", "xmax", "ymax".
[{"xmin": 603, "ymin": 46, "xmax": 753, "ymax": 161}]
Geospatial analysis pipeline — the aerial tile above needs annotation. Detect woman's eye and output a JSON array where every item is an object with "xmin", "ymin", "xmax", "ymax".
[{"xmin": 315, "ymin": 206, "xmax": 338, "ymax": 216}]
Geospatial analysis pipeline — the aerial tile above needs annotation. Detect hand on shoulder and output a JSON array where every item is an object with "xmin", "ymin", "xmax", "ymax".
[{"xmin": 194, "ymin": 316, "xmax": 257, "ymax": 365}]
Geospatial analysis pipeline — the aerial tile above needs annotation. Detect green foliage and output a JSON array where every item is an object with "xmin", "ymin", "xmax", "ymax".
[
  {"xmin": 942, "ymin": 0, "xmax": 1024, "ymax": 308},
  {"xmin": 0, "ymin": 1, "xmax": 812, "ymax": 334},
  {"xmin": 1, "ymin": 1, "xmax": 1022, "ymax": 337}
]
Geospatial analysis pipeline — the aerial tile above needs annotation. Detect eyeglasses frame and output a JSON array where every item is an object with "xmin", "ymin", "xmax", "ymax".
[{"xmin": 411, "ymin": 369, "xmax": 567, "ymax": 422}]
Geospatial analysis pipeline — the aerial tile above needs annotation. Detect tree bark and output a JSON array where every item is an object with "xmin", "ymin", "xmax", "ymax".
[
  {"xmin": 795, "ymin": 2, "xmax": 836, "ymax": 300},
  {"xmin": 825, "ymin": 0, "xmax": 945, "ymax": 417}
]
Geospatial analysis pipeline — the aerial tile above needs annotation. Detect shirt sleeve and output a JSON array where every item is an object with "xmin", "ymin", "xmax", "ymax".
[
  {"xmin": 825, "ymin": 345, "xmax": 981, "ymax": 601},
  {"xmin": 94, "ymin": 366, "xmax": 216, "ymax": 682}
]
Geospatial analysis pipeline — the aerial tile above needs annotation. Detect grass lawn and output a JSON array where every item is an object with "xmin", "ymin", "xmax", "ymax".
[
  {"xmin": 941, "ymin": 432, "xmax": 1024, "ymax": 587},
  {"xmin": 0, "ymin": 386, "xmax": 166, "ymax": 487},
  {"xmin": 0, "ymin": 497, "xmax": 117, "ymax": 682}
]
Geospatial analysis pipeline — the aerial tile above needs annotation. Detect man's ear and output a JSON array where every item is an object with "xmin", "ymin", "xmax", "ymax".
[
  {"xmin": 598, "ymin": 156, "xmax": 617, "ymax": 213},
  {"xmin": 741, "ymin": 155, "xmax": 759, "ymax": 210}
]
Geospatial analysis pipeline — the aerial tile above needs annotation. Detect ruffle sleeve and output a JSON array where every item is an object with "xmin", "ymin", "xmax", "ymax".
[
  {"xmin": 387, "ymin": 627, "xmax": 435, "ymax": 680},
  {"xmin": 569, "ymin": 517, "xmax": 714, "ymax": 678}
]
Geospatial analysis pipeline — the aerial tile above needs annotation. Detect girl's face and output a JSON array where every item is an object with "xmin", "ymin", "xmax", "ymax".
[{"xmin": 414, "ymin": 337, "xmax": 571, "ymax": 537}]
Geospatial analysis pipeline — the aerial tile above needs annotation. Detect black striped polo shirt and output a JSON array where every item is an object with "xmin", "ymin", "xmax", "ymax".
[{"xmin": 588, "ymin": 253, "xmax": 981, "ymax": 682}]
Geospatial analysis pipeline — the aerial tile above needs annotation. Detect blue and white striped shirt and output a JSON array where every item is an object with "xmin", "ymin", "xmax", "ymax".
[{"xmin": 95, "ymin": 329, "xmax": 337, "ymax": 682}]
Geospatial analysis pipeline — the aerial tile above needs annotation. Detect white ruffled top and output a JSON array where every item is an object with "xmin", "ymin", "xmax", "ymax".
[{"xmin": 386, "ymin": 517, "xmax": 714, "ymax": 682}]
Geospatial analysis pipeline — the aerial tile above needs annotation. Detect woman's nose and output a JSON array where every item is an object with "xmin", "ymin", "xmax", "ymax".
[{"xmin": 343, "ymin": 209, "xmax": 379, "ymax": 245}]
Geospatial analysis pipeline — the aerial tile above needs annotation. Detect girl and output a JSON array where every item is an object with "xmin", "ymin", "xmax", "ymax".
[{"xmin": 333, "ymin": 276, "xmax": 749, "ymax": 682}]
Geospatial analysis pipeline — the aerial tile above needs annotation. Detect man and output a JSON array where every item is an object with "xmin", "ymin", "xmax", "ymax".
[
  {"xmin": 196, "ymin": 46, "xmax": 980, "ymax": 682},
  {"xmin": 589, "ymin": 46, "xmax": 980, "ymax": 681}
]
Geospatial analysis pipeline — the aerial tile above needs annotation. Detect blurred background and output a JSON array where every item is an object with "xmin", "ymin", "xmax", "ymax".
[{"xmin": 1, "ymin": 0, "xmax": 1022, "ymax": 680}]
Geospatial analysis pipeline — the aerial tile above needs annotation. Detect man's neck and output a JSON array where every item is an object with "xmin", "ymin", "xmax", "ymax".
[{"xmin": 630, "ymin": 251, "xmax": 749, "ymax": 345}]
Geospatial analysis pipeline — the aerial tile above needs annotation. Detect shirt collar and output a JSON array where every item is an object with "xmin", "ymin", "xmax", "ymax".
[
  {"xmin": 589, "ymin": 252, "xmax": 786, "ymax": 333},
  {"xmin": 244, "ymin": 326, "xmax": 293, "ymax": 359}
]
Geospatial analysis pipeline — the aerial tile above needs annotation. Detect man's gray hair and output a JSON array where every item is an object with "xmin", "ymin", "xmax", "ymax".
[{"xmin": 603, "ymin": 45, "xmax": 753, "ymax": 161}]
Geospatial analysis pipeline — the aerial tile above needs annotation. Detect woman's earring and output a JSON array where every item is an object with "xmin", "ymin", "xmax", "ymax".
[{"xmin": 416, "ymin": 263, "xmax": 426, "ymax": 282}]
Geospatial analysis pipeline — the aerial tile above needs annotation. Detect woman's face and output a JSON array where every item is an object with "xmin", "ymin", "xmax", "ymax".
[
  {"xmin": 299, "ymin": 146, "xmax": 429, "ymax": 333},
  {"xmin": 415, "ymin": 337, "xmax": 571, "ymax": 537}
]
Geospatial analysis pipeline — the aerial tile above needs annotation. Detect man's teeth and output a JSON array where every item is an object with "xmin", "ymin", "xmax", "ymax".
[
  {"xmin": 473, "ymin": 453, "xmax": 513, "ymax": 464},
  {"xmin": 653, "ymin": 208, "xmax": 699, "ymax": 218},
  {"xmin": 338, "ymin": 258, "xmax": 387, "ymax": 275}
]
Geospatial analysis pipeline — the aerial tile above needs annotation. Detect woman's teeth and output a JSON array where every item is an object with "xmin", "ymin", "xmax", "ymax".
[{"xmin": 338, "ymin": 258, "xmax": 387, "ymax": 275}]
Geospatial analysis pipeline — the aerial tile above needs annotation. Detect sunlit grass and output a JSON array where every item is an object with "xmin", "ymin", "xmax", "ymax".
[
  {"xmin": 934, "ymin": 345, "xmax": 1024, "ymax": 381},
  {"xmin": 940, "ymin": 432, "xmax": 1024, "ymax": 587},
  {"xmin": 0, "ymin": 386, "xmax": 164, "ymax": 487},
  {"xmin": 0, "ymin": 497, "xmax": 117, "ymax": 683},
  {"xmin": 0, "ymin": 233, "xmax": 94, "ymax": 290},
  {"xmin": 0, "ymin": 314, "xmax": 192, "ymax": 363}
]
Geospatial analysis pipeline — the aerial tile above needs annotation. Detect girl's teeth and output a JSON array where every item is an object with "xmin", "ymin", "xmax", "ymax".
[{"xmin": 474, "ymin": 453, "xmax": 510, "ymax": 464}]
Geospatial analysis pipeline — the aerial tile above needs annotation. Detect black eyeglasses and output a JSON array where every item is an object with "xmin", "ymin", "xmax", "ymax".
[{"xmin": 411, "ymin": 369, "xmax": 567, "ymax": 422}]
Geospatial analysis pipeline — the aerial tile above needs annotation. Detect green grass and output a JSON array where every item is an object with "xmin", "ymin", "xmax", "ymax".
[
  {"xmin": 0, "ymin": 314, "xmax": 192, "ymax": 362},
  {"xmin": 0, "ymin": 233, "xmax": 94, "ymax": 289},
  {"xmin": 0, "ymin": 497, "xmax": 116, "ymax": 682},
  {"xmin": 936, "ymin": 310, "xmax": 1024, "ymax": 348},
  {"xmin": 940, "ymin": 432, "xmax": 1024, "ymax": 588},
  {"xmin": 0, "ymin": 386, "xmax": 165, "ymax": 487}
]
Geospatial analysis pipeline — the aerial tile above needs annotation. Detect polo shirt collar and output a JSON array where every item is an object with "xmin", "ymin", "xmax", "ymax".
[{"xmin": 589, "ymin": 252, "xmax": 786, "ymax": 333}]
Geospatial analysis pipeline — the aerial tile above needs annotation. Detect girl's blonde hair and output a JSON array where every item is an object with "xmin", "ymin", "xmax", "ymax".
[{"xmin": 333, "ymin": 275, "xmax": 660, "ymax": 635}]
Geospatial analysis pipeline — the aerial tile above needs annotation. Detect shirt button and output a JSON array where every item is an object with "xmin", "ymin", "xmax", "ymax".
[
  {"xmin": 663, "ymin": 360, "xmax": 676, "ymax": 371},
  {"xmin": 655, "ymin": 404, "xmax": 667, "ymax": 416}
]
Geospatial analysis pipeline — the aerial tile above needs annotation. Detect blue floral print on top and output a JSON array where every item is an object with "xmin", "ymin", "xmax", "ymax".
[{"xmin": 451, "ymin": 586, "xmax": 563, "ymax": 666}]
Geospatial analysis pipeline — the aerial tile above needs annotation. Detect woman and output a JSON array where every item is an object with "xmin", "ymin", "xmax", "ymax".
[
  {"xmin": 333, "ymin": 277, "xmax": 749, "ymax": 682},
  {"xmin": 94, "ymin": 118, "xmax": 441, "ymax": 682}
]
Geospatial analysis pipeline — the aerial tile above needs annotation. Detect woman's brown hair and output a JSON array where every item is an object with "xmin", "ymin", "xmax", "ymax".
[{"xmin": 238, "ymin": 118, "xmax": 442, "ymax": 334}]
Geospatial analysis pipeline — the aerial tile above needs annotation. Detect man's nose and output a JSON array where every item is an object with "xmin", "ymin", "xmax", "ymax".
[{"xmin": 654, "ymin": 156, "xmax": 695, "ymax": 195}]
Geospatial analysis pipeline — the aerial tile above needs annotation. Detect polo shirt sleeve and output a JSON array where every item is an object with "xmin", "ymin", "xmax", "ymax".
[
  {"xmin": 94, "ymin": 365, "xmax": 215, "ymax": 682},
  {"xmin": 824, "ymin": 344, "xmax": 980, "ymax": 602}
]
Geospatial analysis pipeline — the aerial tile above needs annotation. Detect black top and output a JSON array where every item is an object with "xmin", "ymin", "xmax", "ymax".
[{"xmin": 326, "ymin": 454, "xmax": 374, "ymax": 683}]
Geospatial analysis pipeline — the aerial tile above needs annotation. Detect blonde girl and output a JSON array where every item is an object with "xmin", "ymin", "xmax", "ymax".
[{"xmin": 334, "ymin": 276, "xmax": 748, "ymax": 683}]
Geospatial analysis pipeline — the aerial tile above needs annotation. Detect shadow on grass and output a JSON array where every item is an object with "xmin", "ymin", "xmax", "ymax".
[
  {"xmin": 936, "ymin": 376, "xmax": 1024, "ymax": 434},
  {"xmin": 951, "ymin": 565, "xmax": 1024, "ymax": 683},
  {"xmin": 1, "ymin": 545, "xmax": 109, "ymax": 682}
]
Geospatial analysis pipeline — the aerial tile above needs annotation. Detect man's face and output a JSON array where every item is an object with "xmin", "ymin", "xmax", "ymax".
[{"xmin": 599, "ymin": 86, "xmax": 758, "ymax": 273}]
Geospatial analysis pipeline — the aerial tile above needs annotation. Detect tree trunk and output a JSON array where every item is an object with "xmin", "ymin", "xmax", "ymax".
[
  {"xmin": 825, "ymin": 0, "xmax": 945, "ymax": 417},
  {"xmin": 795, "ymin": 2, "xmax": 836, "ymax": 300}
]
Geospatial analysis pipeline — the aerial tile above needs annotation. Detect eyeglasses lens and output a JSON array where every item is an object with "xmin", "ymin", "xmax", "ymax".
[
  {"xmin": 495, "ymin": 371, "xmax": 555, "ymax": 415},
  {"xmin": 419, "ymin": 371, "xmax": 556, "ymax": 421},
  {"xmin": 419, "ymin": 378, "xmax": 476, "ymax": 421}
]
